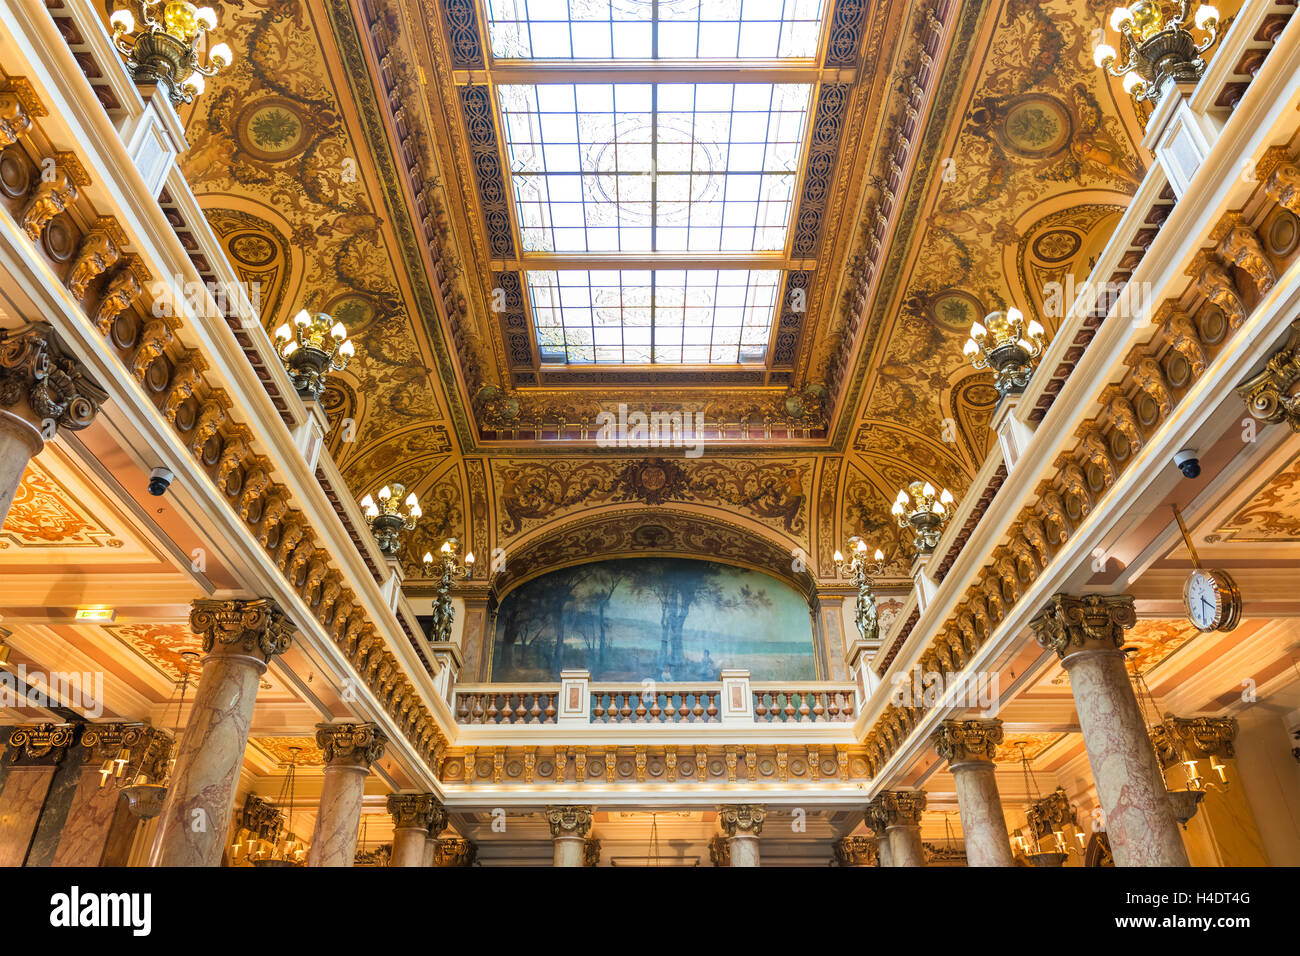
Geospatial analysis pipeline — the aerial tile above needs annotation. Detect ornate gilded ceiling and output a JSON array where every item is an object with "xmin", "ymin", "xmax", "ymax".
[{"xmin": 172, "ymin": 0, "xmax": 1147, "ymax": 585}]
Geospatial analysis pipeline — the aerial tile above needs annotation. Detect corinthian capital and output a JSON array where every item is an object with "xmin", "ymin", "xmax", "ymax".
[
  {"xmin": 0, "ymin": 323, "xmax": 107, "ymax": 437},
  {"xmin": 866, "ymin": 790, "xmax": 926, "ymax": 828},
  {"xmin": 545, "ymin": 805, "xmax": 593, "ymax": 838},
  {"xmin": 1237, "ymin": 318, "xmax": 1300, "ymax": 432},
  {"xmin": 718, "ymin": 804, "xmax": 766, "ymax": 836},
  {"xmin": 435, "ymin": 838, "xmax": 477, "ymax": 867},
  {"xmin": 833, "ymin": 835, "xmax": 878, "ymax": 866},
  {"xmin": 189, "ymin": 598, "xmax": 293, "ymax": 663},
  {"xmin": 1030, "ymin": 593, "xmax": 1136, "ymax": 661},
  {"xmin": 386, "ymin": 792, "xmax": 446, "ymax": 832},
  {"xmin": 316, "ymin": 722, "xmax": 387, "ymax": 770},
  {"xmin": 933, "ymin": 718, "xmax": 1004, "ymax": 766}
]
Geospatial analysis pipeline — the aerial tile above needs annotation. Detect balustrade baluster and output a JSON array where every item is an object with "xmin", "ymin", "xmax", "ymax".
[
  {"xmin": 783, "ymin": 693, "xmax": 796, "ymax": 722},
  {"xmin": 544, "ymin": 693, "xmax": 557, "ymax": 722},
  {"xmin": 692, "ymin": 692, "xmax": 705, "ymax": 721},
  {"xmin": 705, "ymin": 692, "xmax": 718, "ymax": 722},
  {"xmin": 754, "ymin": 691, "xmax": 768, "ymax": 720},
  {"xmin": 486, "ymin": 695, "xmax": 499, "ymax": 724},
  {"xmin": 797, "ymin": 693, "xmax": 811, "ymax": 721},
  {"xmin": 529, "ymin": 693, "xmax": 542, "ymax": 723},
  {"xmin": 619, "ymin": 693, "xmax": 633, "ymax": 722}
]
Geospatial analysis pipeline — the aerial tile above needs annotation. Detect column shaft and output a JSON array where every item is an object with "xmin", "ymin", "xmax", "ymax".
[
  {"xmin": 308, "ymin": 764, "xmax": 368, "ymax": 867},
  {"xmin": 887, "ymin": 824, "xmax": 925, "ymax": 866},
  {"xmin": 728, "ymin": 832, "xmax": 760, "ymax": 867},
  {"xmin": 951, "ymin": 762, "xmax": 1015, "ymax": 866}
]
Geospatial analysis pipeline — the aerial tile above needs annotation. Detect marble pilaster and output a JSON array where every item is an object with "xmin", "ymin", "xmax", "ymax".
[
  {"xmin": 0, "ymin": 724, "xmax": 75, "ymax": 866},
  {"xmin": 933, "ymin": 718, "xmax": 1015, "ymax": 866},
  {"xmin": 718, "ymin": 804, "xmax": 765, "ymax": 867},
  {"xmin": 151, "ymin": 599, "xmax": 292, "ymax": 866},
  {"xmin": 308, "ymin": 723, "xmax": 387, "ymax": 867},
  {"xmin": 1031, "ymin": 594, "xmax": 1189, "ymax": 867},
  {"xmin": 386, "ymin": 792, "xmax": 446, "ymax": 867},
  {"xmin": 546, "ymin": 805, "xmax": 593, "ymax": 867}
]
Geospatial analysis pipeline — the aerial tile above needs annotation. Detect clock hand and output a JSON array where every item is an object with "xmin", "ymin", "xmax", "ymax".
[{"xmin": 1201, "ymin": 597, "xmax": 1213, "ymax": 613}]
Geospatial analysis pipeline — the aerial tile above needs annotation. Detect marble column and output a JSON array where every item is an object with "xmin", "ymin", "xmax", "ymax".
[
  {"xmin": 0, "ymin": 323, "xmax": 107, "ymax": 523},
  {"xmin": 718, "ymin": 804, "xmax": 765, "ymax": 867},
  {"xmin": 307, "ymin": 723, "xmax": 387, "ymax": 867},
  {"xmin": 0, "ymin": 724, "xmax": 75, "ymax": 866},
  {"xmin": 386, "ymin": 792, "xmax": 445, "ymax": 867},
  {"xmin": 1031, "ymin": 594, "xmax": 1189, "ymax": 867},
  {"xmin": 546, "ymin": 805, "xmax": 593, "ymax": 866},
  {"xmin": 866, "ymin": 791, "xmax": 927, "ymax": 866},
  {"xmin": 933, "ymin": 718, "xmax": 1015, "ymax": 866},
  {"xmin": 863, "ymin": 804, "xmax": 893, "ymax": 866},
  {"xmin": 434, "ymin": 837, "xmax": 477, "ymax": 866},
  {"xmin": 53, "ymin": 723, "xmax": 172, "ymax": 867},
  {"xmin": 833, "ymin": 835, "xmax": 878, "ymax": 867},
  {"xmin": 151, "ymin": 599, "xmax": 293, "ymax": 867}
]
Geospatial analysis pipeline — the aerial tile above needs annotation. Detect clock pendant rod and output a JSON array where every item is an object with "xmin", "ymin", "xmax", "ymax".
[{"xmin": 1171, "ymin": 504, "xmax": 1203, "ymax": 570}]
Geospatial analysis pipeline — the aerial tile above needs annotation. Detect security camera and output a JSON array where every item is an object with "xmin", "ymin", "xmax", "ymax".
[
  {"xmin": 148, "ymin": 466, "xmax": 174, "ymax": 497},
  {"xmin": 1173, "ymin": 449, "xmax": 1200, "ymax": 480}
]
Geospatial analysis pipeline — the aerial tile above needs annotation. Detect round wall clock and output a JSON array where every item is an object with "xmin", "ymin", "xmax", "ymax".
[{"xmin": 1183, "ymin": 568, "xmax": 1242, "ymax": 633}]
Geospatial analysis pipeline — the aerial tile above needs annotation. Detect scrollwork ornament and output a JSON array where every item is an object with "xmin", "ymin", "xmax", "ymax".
[
  {"xmin": 1029, "ymin": 593, "xmax": 1136, "ymax": 660},
  {"xmin": 316, "ymin": 722, "xmax": 387, "ymax": 769},
  {"xmin": 1236, "ymin": 318, "xmax": 1300, "ymax": 431},
  {"xmin": 0, "ymin": 323, "xmax": 107, "ymax": 435},
  {"xmin": 545, "ymin": 805, "xmax": 593, "ymax": 838},
  {"xmin": 717, "ymin": 803, "xmax": 766, "ymax": 836},
  {"xmin": 933, "ymin": 718, "xmax": 1004, "ymax": 766},
  {"xmin": 188, "ymin": 597, "xmax": 293, "ymax": 663}
]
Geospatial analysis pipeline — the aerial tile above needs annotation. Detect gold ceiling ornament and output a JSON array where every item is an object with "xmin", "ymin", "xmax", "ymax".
[
  {"xmin": 1236, "ymin": 318, "xmax": 1300, "ymax": 432},
  {"xmin": 273, "ymin": 309, "xmax": 355, "ymax": 403},
  {"xmin": 360, "ymin": 484, "xmax": 421, "ymax": 557},
  {"xmin": 1013, "ymin": 744, "xmax": 1082, "ymax": 866},
  {"xmin": 5, "ymin": 722, "xmax": 76, "ymax": 766},
  {"xmin": 386, "ymin": 792, "xmax": 446, "ymax": 834},
  {"xmin": 109, "ymin": 1, "xmax": 233, "ymax": 105},
  {"xmin": 833, "ymin": 537, "xmax": 886, "ymax": 642},
  {"xmin": 545, "ymin": 805, "xmax": 594, "ymax": 838},
  {"xmin": 962, "ymin": 306, "xmax": 1047, "ymax": 399},
  {"xmin": 864, "ymin": 790, "xmax": 926, "ymax": 830},
  {"xmin": 422, "ymin": 537, "xmax": 474, "ymax": 643},
  {"xmin": 189, "ymin": 597, "xmax": 293, "ymax": 663},
  {"xmin": 1092, "ymin": 1, "xmax": 1220, "ymax": 106},
  {"xmin": 717, "ymin": 804, "xmax": 766, "ymax": 836},
  {"xmin": 892, "ymin": 481, "xmax": 956, "ymax": 555}
]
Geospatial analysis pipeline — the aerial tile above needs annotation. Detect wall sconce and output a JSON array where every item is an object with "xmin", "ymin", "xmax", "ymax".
[
  {"xmin": 273, "ymin": 309, "xmax": 355, "ymax": 402},
  {"xmin": 1093, "ymin": 1, "xmax": 1220, "ymax": 107},
  {"xmin": 892, "ymin": 481, "xmax": 955, "ymax": 555},
  {"xmin": 360, "ymin": 484, "xmax": 420, "ymax": 557},
  {"xmin": 109, "ymin": 2, "xmax": 233, "ymax": 105}
]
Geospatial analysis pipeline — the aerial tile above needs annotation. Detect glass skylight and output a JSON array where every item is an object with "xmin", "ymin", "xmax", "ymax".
[
  {"xmin": 486, "ymin": 0, "xmax": 826, "ymax": 60},
  {"xmin": 529, "ymin": 268, "xmax": 778, "ymax": 364},
  {"xmin": 500, "ymin": 82, "xmax": 810, "ymax": 253}
]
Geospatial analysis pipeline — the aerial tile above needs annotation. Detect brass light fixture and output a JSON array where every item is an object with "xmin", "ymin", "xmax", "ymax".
[
  {"xmin": 1013, "ymin": 743, "xmax": 1082, "ymax": 867},
  {"xmin": 423, "ymin": 538, "xmax": 474, "ymax": 643},
  {"xmin": 892, "ymin": 481, "xmax": 955, "ymax": 555},
  {"xmin": 360, "ymin": 484, "xmax": 421, "ymax": 557},
  {"xmin": 962, "ymin": 307, "xmax": 1046, "ymax": 398},
  {"xmin": 108, "ymin": 2, "xmax": 233, "ymax": 105},
  {"xmin": 273, "ymin": 309, "xmax": 355, "ymax": 403},
  {"xmin": 833, "ymin": 537, "xmax": 886, "ymax": 642},
  {"xmin": 1093, "ymin": 1, "xmax": 1221, "ymax": 107},
  {"xmin": 252, "ymin": 747, "xmax": 308, "ymax": 867},
  {"xmin": 1124, "ymin": 648, "xmax": 1209, "ymax": 826},
  {"xmin": 118, "ymin": 649, "xmax": 197, "ymax": 819}
]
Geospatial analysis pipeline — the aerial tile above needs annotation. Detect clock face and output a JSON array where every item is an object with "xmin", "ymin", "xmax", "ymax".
[{"xmin": 1185, "ymin": 571, "xmax": 1220, "ymax": 631}]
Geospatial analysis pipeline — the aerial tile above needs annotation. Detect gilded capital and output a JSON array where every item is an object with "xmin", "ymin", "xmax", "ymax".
[
  {"xmin": 1236, "ymin": 318, "xmax": 1300, "ymax": 432},
  {"xmin": 1030, "ymin": 593, "xmax": 1136, "ymax": 661},
  {"xmin": 718, "ymin": 803, "xmax": 766, "ymax": 836},
  {"xmin": 386, "ymin": 792, "xmax": 446, "ymax": 832},
  {"xmin": 1150, "ymin": 715, "xmax": 1237, "ymax": 769},
  {"xmin": 5, "ymin": 722, "xmax": 76, "ymax": 766},
  {"xmin": 833, "ymin": 835, "xmax": 879, "ymax": 866},
  {"xmin": 545, "ymin": 805, "xmax": 593, "ymax": 838},
  {"xmin": 866, "ymin": 790, "xmax": 926, "ymax": 829},
  {"xmin": 933, "ymin": 718, "xmax": 1004, "ymax": 766},
  {"xmin": 435, "ymin": 838, "xmax": 477, "ymax": 867},
  {"xmin": 189, "ymin": 598, "xmax": 293, "ymax": 663},
  {"xmin": 1025, "ymin": 786, "xmax": 1077, "ymax": 839},
  {"xmin": 0, "ymin": 323, "xmax": 108, "ymax": 437},
  {"xmin": 316, "ymin": 722, "xmax": 387, "ymax": 770},
  {"xmin": 80, "ymin": 722, "xmax": 173, "ymax": 783}
]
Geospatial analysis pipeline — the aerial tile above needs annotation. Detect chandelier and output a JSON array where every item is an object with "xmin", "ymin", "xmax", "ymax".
[
  {"xmin": 1093, "ymin": 1, "xmax": 1221, "ymax": 106},
  {"xmin": 833, "ymin": 537, "xmax": 886, "ymax": 642},
  {"xmin": 892, "ymin": 481, "xmax": 955, "ymax": 555},
  {"xmin": 108, "ymin": 2, "xmax": 232, "ymax": 105},
  {"xmin": 251, "ymin": 747, "xmax": 308, "ymax": 867},
  {"xmin": 115, "ymin": 649, "xmax": 197, "ymax": 819},
  {"xmin": 962, "ymin": 307, "xmax": 1046, "ymax": 398},
  {"xmin": 1013, "ymin": 743, "xmax": 1083, "ymax": 866},
  {"xmin": 273, "ymin": 309, "xmax": 355, "ymax": 403},
  {"xmin": 360, "ymin": 484, "xmax": 421, "ymax": 557},
  {"xmin": 423, "ymin": 538, "xmax": 474, "ymax": 642}
]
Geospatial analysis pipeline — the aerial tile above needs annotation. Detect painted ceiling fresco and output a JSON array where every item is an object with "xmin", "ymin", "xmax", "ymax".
[{"xmin": 170, "ymin": 0, "xmax": 1149, "ymax": 586}]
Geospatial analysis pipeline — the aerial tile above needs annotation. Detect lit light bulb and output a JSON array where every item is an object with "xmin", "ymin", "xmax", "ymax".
[
  {"xmin": 293, "ymin": 308, "xmax": 311, "ymax": 327},
  {"xmin": 464, "ymin": 552, "xmax": 475, "ymax": 565},
  {"xmin": 408, "ymin": 503, "xmax": 422, "ymax": 520},
  {"xmin": 440, "ymin": 540, "xmax": 453, "ymax": 554},
  {"xmin": 196, "ymin": 6, "xmax": 217, "ymax": 30},
  {"xmin": 329, "ymin": 322, "xmax": 346, "ymax": 341},
  {"xmin": 833, "ymin": 550, "xmax": 844, "ymax": 563},
  {"xmin": 339, "ymin": 339, "xmax": 355, "ymax": 358},
  {"xmin": 1109, "ymin": 7, "xmax": 1132, "ymax": 31},
  {"xmin": 1026, "ymin": 318, "xmax": 1045, "ymax": 339},
  {"xmin": 873, "ymin": 549, "xmax": 884, "ymax": 562},
  {"xmin": 1007, "ymin": 306, "xmax": 1023, "ymax": 325},
  {"xmin": 855, "ymin": 539, "xmax": 867, "ymax": 553},
  {"xmin": 404, "ymin": 492, "xmax": 418, "ymax": 508},
  {"xmin": 378, "ymin": 486, "xmax": 392, "ymax": 501},
  {"xmin": 891, "ymin": 501, "xmax": 904, "ymax": 517},
  {"xmin": 969, "ymin": 320, "xmax": 987, "ymax": 339},
  {"xmin": 895, "ymin": 489, "xmax": 909, "ymax": 505},
  {"xmin": 1195, "ymin": 4, "xmax": 1218, "ymax": 29},
  {"xmin": 963, "ymin": 338, "xmax": 979, "ymax": 357},
  {"xmin": 280, "ymin": 339, "xmax": 298, "ymax": 357},
  {"xmin": 1093, "ymin": 43, "xmax": 1117, "ymax": 68},
  {"xmin": 184, "ymin": 73, "xmax": 205, "ymax": 96},
  {"xmin": 1122, "ymin": 71, "xmax": 1143, "ymax": 94},
  {"xmin": 940, "ymin": 488, "xmax": 955, "ymax": 505},
  {"xmin": 110, "ymin": 9, "xmax": 134, "ymax": 34},
  {"xmin": 922, "ymin": 482, "xmax": 936, "ymax": 498},
  {"xmin": 273, "ymin": 323, "xmax": 291, "ymax": 342},
  {"xmin": 422, "ymin": 551, "xmax": 433, "ymax": 564},
  {"xmin": 208, "ymin": 41, "xmax": 232, "ymax": 69}
]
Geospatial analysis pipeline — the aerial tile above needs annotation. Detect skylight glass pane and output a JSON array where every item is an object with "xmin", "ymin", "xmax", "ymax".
[
  {"xmin": 485, "ymin": 0, "xmax": 826, "ymax": 60},
  {"xmin": 528, "ymin": 268, "xmax": 778, "ymax": 364},
  {"xmin": 500, "ymin": 82, "xmax": 810, "ymax": 253}
]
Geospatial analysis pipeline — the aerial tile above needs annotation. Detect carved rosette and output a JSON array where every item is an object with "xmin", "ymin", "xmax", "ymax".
[
  {"xmin": 386, "ymin": 791, "xmax": 446, "ymax": 832},
  {"xmin": 316, "ymin": 722, "xmax": 387, "ymax": 770},
  {"xmin": 718, "ymin": 803, "xmax": 766, "ymax": 836},
  {"xmin": 80, "ymin": 722, "xmax": 173, "ymax": 782},
  {"xmin": 933, "ymin": 718, "xmax": 1004, "ymax": 767},
  {"xmin": 833, "ymin": 835, "xmax": 878, "ymax": 866},
  {"xmin": 1029, "ymin": 593, "xmax": 1136, "ymax": 662},
  {"xmin": 545, "ymin": 805, "xmax": 593, "ymax": 838},
  {"xmin": 1150, "ymin": 716, "xmax": 1237, "ymax": 770},
  {"xmin": 1236, "ymin": 318, "xmax": 1300, "ymax": 432},
  {"xmin": 435, "ymin": 838, "xmax": 477, "ymax": 867},
  {"xmin": 189, "ymin": 597, "xmax": 294, "ymax": 663},
  {"xmin": 0, "ymin": 323, "xmax": 108, "ymax": 437},
  {"xmin": 5, "ymin": 722, "xmax": 76, "ymax": 765},
  {"xmin": 866, "ymin": 790, "xmax": 926, "ymax": 829}
]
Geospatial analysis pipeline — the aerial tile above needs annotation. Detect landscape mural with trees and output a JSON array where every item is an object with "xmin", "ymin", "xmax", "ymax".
[{"xmin": 490, "ymin": 558, "xmax": 816, "ymax": 682}]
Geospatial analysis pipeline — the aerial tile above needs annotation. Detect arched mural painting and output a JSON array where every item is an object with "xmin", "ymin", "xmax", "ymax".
[{"xmin": 491, "ymin": 558, "xmax": 815, "ymax": 682}]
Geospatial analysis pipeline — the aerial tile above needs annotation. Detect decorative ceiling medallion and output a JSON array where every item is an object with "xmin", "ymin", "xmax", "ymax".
[
  {"xmin": 927, "ymin": 290, "xmax": 985, "ymax": 333},
  {"xmin": 984, "ymin": 93, "xmax": 1073, "ymax": 159},
  {"xmin": 237, "ymin": 96, "xmax": 309, "ymax": 162},
  {"xmin": 105, "ymin": 622, "xmax": 202, "ymax": 681},
  {"xmin": 251, "ymin": 736, "xmax": 324, "ymax": 766},
  {"xmin": 1032, "ymin": 228, "xmax": 1083, "ymax": 263},
  {"xmin": 226, "ymin": 231, "xmax": 278, "ymax": 267}
]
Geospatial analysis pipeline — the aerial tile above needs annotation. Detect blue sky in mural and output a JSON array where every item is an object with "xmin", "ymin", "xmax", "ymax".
[{"xmin": 492, "ymin": 557, "xmax": 814, "ymax": 681}]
